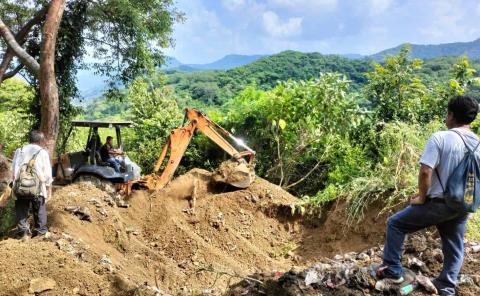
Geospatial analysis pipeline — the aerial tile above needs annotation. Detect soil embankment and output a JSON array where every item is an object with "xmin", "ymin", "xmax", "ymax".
[{"xmin": 0, "ymin": 168, "xmax": 402, "ymax": 295}]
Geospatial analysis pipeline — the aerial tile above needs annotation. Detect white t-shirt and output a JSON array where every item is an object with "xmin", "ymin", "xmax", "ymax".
[
  {"xmin": 12, "ymin": 144, "xmax": 53, "ymax": 198},
  {"xmin": 420, "ymin": 128, "xmax": 480, "ymax": 198}
]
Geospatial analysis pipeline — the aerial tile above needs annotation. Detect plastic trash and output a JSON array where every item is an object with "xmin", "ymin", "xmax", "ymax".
[
  {"xmin": 415, "ymin": 274, "xmax": 437, "ymax": 294},
  {"xmin": 305, "ymin": 269, "xmax": 322, "ymax": 286}
]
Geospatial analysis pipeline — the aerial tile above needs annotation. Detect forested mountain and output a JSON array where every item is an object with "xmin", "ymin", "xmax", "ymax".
[
  {"xmin": 78, "ymin": 38, "xmax": 480, "ymax": 101},
  {"xmin": 167, "ymin": 51, "xmax": 373, "ymax": 104},
  {"xmin": 371, "ymin": 38, "xmax": 480, "ymax": 61},
  {"xmin": 184, "ymin": 54, "xmax": 266, "ymax": 70}
]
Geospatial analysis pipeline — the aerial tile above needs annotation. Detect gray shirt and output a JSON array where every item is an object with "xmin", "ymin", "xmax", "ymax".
[{"xmin": 420, "ymin": 128, "xmax": 480, "ymax": 198}]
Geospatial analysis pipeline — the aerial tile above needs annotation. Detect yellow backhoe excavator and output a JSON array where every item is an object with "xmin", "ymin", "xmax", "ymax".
[{"xmin": 139, "ymin": 108, "xmax": 256, "ymax": 190}]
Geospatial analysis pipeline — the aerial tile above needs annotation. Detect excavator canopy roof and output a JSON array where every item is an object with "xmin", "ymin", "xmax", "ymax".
[{"xmin": 70, "ymin": 120, "xmax": 133, "ymax": 128}]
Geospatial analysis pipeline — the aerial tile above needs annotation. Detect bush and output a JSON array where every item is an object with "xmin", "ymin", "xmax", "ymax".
[{"xmin": 125, "ymin": 77, "xmax": 183, "ymax": 173}]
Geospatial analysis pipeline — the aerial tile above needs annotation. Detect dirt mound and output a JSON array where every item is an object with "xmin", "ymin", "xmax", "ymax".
[
  {"xmin": 226, "ymin": 231, "xmax": 480, "ymax": 296},
  {"xmin": 297, "ymin": 199, "xmax": 389, "ymax": 263},
  {"xmin": 0, "ymin": 169, "xmax": 305, "ymax": 294},
  {"xmin": 0, "ymin": 239, "xmax": 120, "ymax": 296},
  {"xmin": 0, "ymin": 168, "xmax": 397, "ymax": 295}
]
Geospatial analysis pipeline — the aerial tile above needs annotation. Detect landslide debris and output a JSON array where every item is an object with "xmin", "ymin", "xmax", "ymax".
[
  {"xmin": 226, "ymin": 232, "xmax": 480, "ymax": 296},
  {"xmin": 0, "ymin": 168, "xmax": 413, "ymax": 295},
  {"xmin": 0, "ymin": 169, "xmax": 307, "ymax": 295}
]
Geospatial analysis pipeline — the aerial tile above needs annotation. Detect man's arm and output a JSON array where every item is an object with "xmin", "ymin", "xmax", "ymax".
[
  {"xmin": 39, "ymin": 150, "xmax": 53, "ymax": 200},
  {"xmin": 11, "ymin": 149, "xmax": 19, "ymax": 181},
  {"xmin": 411, "ymin": 164, "xmax": 433, "ymax": 205}
]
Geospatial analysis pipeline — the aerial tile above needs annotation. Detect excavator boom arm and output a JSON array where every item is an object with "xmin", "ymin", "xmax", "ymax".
[{"xmin": 142, "ymin": 108, "xmax": 255, "ymax": 190}]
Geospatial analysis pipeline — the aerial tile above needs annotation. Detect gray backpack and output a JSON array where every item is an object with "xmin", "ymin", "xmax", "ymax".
[{"xmin": 13, "ymin": 149, "xmax": 43, "ymax": 199}]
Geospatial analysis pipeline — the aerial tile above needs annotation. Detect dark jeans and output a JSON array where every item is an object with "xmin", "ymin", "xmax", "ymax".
[
  {"xmin": 106, "ymin": 157, "xmax": 121, "ymax": 173},
  {"xmin": 15, "ymin": 196, "xmax": 48, "ymax": 236},
  {"xmin": 383, "ymin": 201, "xmax": 469, "ymax": 296}
]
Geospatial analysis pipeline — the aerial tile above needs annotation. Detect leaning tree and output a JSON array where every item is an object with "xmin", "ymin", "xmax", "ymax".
[{"xmin": 0, "ymin": 0, "xmax": 183, "ymax": 155}]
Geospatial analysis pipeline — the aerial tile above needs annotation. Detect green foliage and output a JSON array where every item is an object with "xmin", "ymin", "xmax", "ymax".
[
  {"xmin": 467, "ymin": 212, "xmax": 480, "ymax": 241},
  {"xmin": 223, "ymin": 73, "xmax": 361, "ymax": 195},
  {"xmin": 365, "ymin": 45, "xmax": 431, "ymax": 123},
  {"xmin": 166, "ymin": 51, "xmax": 372, "ymax": 105},
  {"xmin": 0, "ymin": 79, "xmax": 35, "ymax": 155},
  {"xmin": 125, "ymin": 76, "xmax": 183, "ymax": 172},
  {"xmin": 85, "ymin": 0, "xmax": 184, "ymax": 88},
  {"xmin": 0, "ymin": 78, "xmax": 34, "ymax": 113},
  {"xmin": 0, "ymin": 198, "xmax": 16, "ymax": 236},
  {"xmin": 0, "ymin": 0, "xmax": 183, "ymax": 152},
  {"xmin": 371, "ymin": 39, "xmax": 480, "ymax": 61}
]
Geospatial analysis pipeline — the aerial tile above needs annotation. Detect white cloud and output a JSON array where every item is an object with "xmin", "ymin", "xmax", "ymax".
[
  {"xmin": 477, "ymin": 2, "xmax": 480, "ymax": 15},
  {"xmin": 268, "ymin": 0, "xmax": 338, "ymax": 11},
  {"xmin": 368, "ymin": 0, "xmax": 393, "ymax": 15},
  {"xmin": 221, "ymin": 0, "xmax": 246, "ymax": 11},
  {"xmin": 418, "ymin": 0, "xmax": 479, "ymax": 43},
  {"xmin": 262, "ymin": 11, "xmax": 303, "ymax": 37}
]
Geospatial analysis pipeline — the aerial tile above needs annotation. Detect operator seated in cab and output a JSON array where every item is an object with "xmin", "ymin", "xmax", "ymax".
[{"xmin": 100, "ymin": 136, "xmax": 124, "ymax": 173}]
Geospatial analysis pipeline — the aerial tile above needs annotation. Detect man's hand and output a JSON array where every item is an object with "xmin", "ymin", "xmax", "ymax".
[
  {"xmin": 111, "ymin": 149, "xmax": 124, "ymax": 156},
  {"xmin": 410, "ymin": 195, "xmax": 426, "ymax": 205},
  {"xmin": 46, "ymin": 186, "xmax": 52, "ymax": 203}
]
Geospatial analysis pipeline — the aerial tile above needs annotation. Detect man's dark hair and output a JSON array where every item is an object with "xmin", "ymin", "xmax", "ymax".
[
  {"xmin": 106, "ymin": 136, "xmax": 113, "ymax": 141},
  {"xmin": 447, "ymin": 95, "xmax": 479, "ymax": 125},
  {"xmin": 29, "ymin": 130, "xmax": 44, "ymax": 144}
]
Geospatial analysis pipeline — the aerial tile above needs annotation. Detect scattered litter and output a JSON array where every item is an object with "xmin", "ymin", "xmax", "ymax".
[
  {"xmin": 458, "ymin": 274, "xmax": 475, "ymax": 286},
  {"xmin": 407, "ymin": 256, "xmax": 429, "ymax": 272},
  {"xmin": 470, "ymin": 245, "xmax": 480, "ymax": 253},
  {"xmin": 228, "ymin": 232, "xmax": 480, "ymax": 295},
  {"xmin": 100, "ymin": 255, "xmax": 112, "ymax": 265},
  {"xmin": 304, "ymin": 268, "xmax": 322, "ymax": 286},
  {"xmin": 416, "ymin": 274, "xmax": 437, "ymax": 294}
]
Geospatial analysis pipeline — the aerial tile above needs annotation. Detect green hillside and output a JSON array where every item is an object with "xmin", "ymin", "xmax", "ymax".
[
  {"xmin": 371, "ymin": 38, "xmax": 480, "ymax": 61},
  {"xmin": 84, "ymin": 52, "xmax": 480, "ymax": 120},
  {"xmin": 166, "ymin": 51, "xmax": 373, "ymax": 105}
]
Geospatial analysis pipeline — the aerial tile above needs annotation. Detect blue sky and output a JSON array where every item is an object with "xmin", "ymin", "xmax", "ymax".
[{"xmin": 164, "ymin": 0, "xmax": 480, "ymax": 64}]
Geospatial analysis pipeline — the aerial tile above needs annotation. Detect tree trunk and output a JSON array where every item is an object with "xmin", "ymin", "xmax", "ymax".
[{"xmin": 39, "ymin": 0, "xmax": 65, "ymax": 157}]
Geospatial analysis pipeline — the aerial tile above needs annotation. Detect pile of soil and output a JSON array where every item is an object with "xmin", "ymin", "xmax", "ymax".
[
  {"xmin": 226, "ymin": 231, "xmax": 480, "ymax": 296},
  {"xmin": 0, "ymin": 168, "xmax": 403, "ymax": 295},
  {"xmin": 0, "ymin": 239, "xmax": 121, "ymax": 296},
  {"xmin": 0, "ymin": 169, "xmax": 307, "ymax": 294}
]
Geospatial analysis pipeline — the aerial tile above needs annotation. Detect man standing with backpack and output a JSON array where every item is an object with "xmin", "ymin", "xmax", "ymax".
[
  {"xmin": 12, "ymin": 131, "xmax": 52, "ymax": 240},
  {"xmin": 377, "ymin": 96, "xmax": 479, "ymax": 296}
]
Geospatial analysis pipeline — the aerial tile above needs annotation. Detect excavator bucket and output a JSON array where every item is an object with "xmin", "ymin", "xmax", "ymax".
[
  {"xmin": 212, "ymin": 159, "xmax": 255, "ymax": 188},
  {"xmin": 135, "ymin": 108, "xmax": 256, "ymax": 192}
]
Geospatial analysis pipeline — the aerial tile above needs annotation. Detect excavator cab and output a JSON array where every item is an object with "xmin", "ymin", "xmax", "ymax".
[
  {"xmin": 53, "ymin": 121, "xmax": 141, "ymax": 193},
  {"xmin": 139, "ymin": 108, "xmax": 256, "ymax": 190}
]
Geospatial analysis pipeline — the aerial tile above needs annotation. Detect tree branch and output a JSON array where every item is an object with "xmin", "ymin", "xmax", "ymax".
[
  {"xmin": 284, "ymin": 160, "xmax": 323, "ymax": 189},
  {"xmin": 0, "ymin": 17, "xmax": 40, "ymax": 78},
  {"xmin": 2, "ymin": 64, "xmax": 24, "ymax": 80},
  {"xmin": 83, "ymin": 36, "xmax": 118, "ymax": 49},
  {"xmin": 0, "ymin": 7, "xmax": 47, "ymax": 82}
]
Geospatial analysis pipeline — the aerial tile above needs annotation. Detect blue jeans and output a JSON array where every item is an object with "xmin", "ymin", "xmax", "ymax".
[
  {"xmin": 383, "ymin": 201, "xmax": 469, "ymax": 296},
  {"xmin": 106, "ymin": 157, "xmax": 121, "ymax": 173}
]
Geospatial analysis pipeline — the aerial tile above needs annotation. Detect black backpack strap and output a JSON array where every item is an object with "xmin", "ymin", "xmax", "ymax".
[
  {"xmin": 434, "ymin": 168, "xmax": 445, "ymax": 193},
  {"xmin": 450, "ymin": 129, "xmax": 480, "ymax": 153},
  {"xmin": 450, "ymin": 129, "xmax": 471, "ymax": 153},
  {"xmin": 32, "ymin": 148, "xmax": 43, "ymax": 160},
  {"xmin": 25, "ymin": 149, "xmax": 44, "ymax": 171}
]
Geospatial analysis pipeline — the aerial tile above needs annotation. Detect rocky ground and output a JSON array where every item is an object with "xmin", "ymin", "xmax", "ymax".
[{"xmin": 226, "ymin": 232, "xmax": 480, "ymax": 296}]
